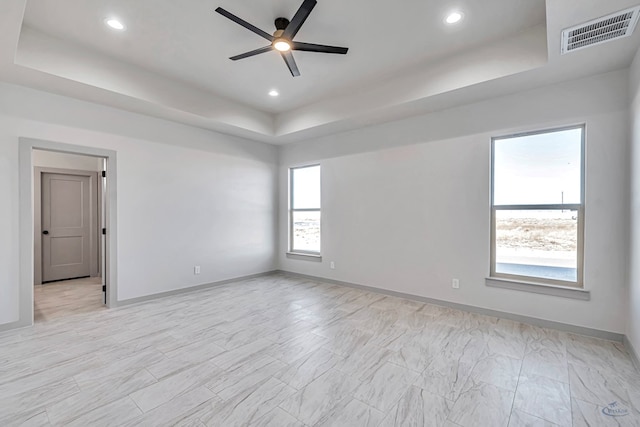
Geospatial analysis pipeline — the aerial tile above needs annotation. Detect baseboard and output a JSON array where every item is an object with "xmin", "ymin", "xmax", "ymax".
[
  {"xmin": 624, "ymin": 335, "xmax": 640, "ymax": 372},
  {"xmin": 116, "ymin": 270, "xmax": 279, "ymax": 307},
  {"xmin": 277, "ymin": 270, "xmax": 624, "ymax": 342},
  {"xmin": 0, "ymin": 319, "xmax": 32, "ymax": 334}
]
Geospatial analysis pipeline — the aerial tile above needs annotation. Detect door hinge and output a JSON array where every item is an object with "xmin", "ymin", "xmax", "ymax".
[
  {"xmin": 101, "ymin": 171, "xmax": 106, "ymax": 178},
  {"xmin": 102, "ymin": 285, "xmax": 106, "ymax": 292},
  {"xmin": 102, "ymin": 228, "xmax": 106, "ymax": 235}
]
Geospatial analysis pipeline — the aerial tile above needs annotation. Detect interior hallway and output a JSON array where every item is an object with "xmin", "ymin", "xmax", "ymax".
[{"xmin": 34, "ymin": 276, "xmax": 105, "ymax": 323}]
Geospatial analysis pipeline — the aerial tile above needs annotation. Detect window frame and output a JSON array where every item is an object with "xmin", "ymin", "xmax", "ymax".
[
  {"xmin": 289, "ymin": 164, "xmax": 321, "ymax": 256},
  {"xmin": 490, "ymin": 125, "xmax": 585, "ymax": 288}
]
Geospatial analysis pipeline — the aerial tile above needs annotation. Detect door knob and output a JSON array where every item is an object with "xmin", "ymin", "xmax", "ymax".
[{"xmin": 42, "ymin": 230, "xmax": 49, "ymax": 235}]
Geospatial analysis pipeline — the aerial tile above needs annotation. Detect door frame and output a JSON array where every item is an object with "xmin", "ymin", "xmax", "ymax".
[
  {"xmin": 34, "ymin": 168, "xmax": 100, "ymax": 285},
  {"xmin": 17, "ymin": 138, "xmax": 118, "ymax": 329}
]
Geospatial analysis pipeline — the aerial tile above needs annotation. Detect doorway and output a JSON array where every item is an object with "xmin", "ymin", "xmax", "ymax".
[
  {"xmin": 14, "ymin": 138, "xmax": 117, "ymax": 329},
  {"xmin": 33, "ymin": 151, "xmax": 106, "ymax": 322}
]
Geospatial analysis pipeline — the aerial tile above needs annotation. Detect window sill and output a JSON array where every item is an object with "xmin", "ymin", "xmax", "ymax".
[
  {"xmin": 286, "ymin": 252, "xmax": 322, "ymax": 262},
  {"xmin": 485, "ymin": 277, "xmax": 590, "ymax": 301}
]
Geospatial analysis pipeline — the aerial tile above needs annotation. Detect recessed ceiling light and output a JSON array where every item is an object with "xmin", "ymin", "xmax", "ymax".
[
  {"xmin": 105, "ymin": 18, "xmax": 125, "ymax": 30},
  {"xmin": 445, "ymin": 11, "xmax": 463, "ymax": 24},
  {"xmin": 269, "ymin": 90, "xmax": 279, "ymax": 97}
]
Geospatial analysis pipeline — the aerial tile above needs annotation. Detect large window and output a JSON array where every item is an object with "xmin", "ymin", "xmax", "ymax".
[
  {"xmin": 289, "ymin": 165, "xmax": 321, "ymax": 254},
  {"xmin": 491, "ymin": 126, "xmax": 584, "ymax": 287}
]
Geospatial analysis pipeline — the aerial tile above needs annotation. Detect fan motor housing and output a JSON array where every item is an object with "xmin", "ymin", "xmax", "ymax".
[{"xmin": 275, "ymin": 17, "xmax": 290, "ymax": 30}]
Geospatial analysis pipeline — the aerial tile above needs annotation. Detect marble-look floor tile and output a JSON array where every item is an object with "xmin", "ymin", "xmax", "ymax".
[
  {"xmin": 571, "ymin": 397, "xmax": 640, "ymax": 427},
  {"xmin": 447, "ymin": 379, "xmax": 514, "ymax": 427},
  {"xmin": 248, "ymin": 407, "xmax": 304, "ymax": 427},
  {"xmin": 197, "ymin": 377, "xmax": 296, "ymax": 427},
  {"xmin": 334, "ymin": 342, "xmax": 395, "ymax": 381},
  {"xmin": 523, "ymin": 326, "xmax": 568, "ymax": 356},
  {"xmin": 379, "ymin": 385, "xmax": 453, "ymax": 427},
  {"xmin": 64, "ymin": 396, "xmax": 142, "ymax": 427},
  {"xmin": 263, "ymin": 320, "xmax": 317, "ymax": 344},
  {"xmin": 566, "ymin": 334, "xmax": 636, "ymax": 376},
  {"xmin": 209, "ymin": 338, "xmax": 275, "ymax": 371},
  {"xmin": 487, "ymin": 329, "xmax": 527, "ymax": 359},
  {"xmin": 278, "ymin": 368, "xmax": 361, "ymax": 426},
  {"xmin": 367, "ymin": 323, "xmax": 408, "ymax": 349},
  {"xmin": 370, "ymin": 296, "xmax": 424, "ymax": 312},
  {"xmin": 123, "ymin": 387, "xmax": 216, "ymax": 427},
  {"xmin": 414, "ymin": 346, "xmax": 479, "ymax": 401},
  {"xmin": 0, "ymin": 353, "xmax": 102, "ymax": 400},
  {"xmin": 388, "ymin": 336, "xmax": 441, "ymax": 373},
  {"xmin": 353, "ymin": 362, "xmax": 419, "ymax": 412},
  {"xmin": 514, "ymin": 374, "xmax": 571, "ymax": 426},
  {"xmin": 315, "ymin": 397, "xmax": 385, "ymax": 427},
  {"xmin": 75, "ymin": 349, "xmax": 165, "ymax": 387},
  {"xmin": 521, "ymin": 348, "xmax": 569, "ymax": 384},
  {"xmin": 161, "ymin": 339, "xmax": 226, "ymax": 365},
  {"xmin": 0, "ymin": 378, "xmax": 79, "ymax": 426},
  {"xmin": 322, "ymin": 328, "xmax": 373, "ymax": 357},
  {"xmin": 17, "ymin": 411, "xmax": 52, "ymax": 427},
  {"xmin": 2, "ymin": 273, "xmax": 639, "ymax": 427},
  {"xmin": 215, "ymin": 325, "xmax": 275, "ymax": 350},
  {"xmin": 129, "ymin": 362, "xmax": 222, "ymax": 412},
  {"xmin": 208, "ymin": 355, "xmax": 286, "ymax": 401},
  {"xmin": 508, "ymin": 409, "xmax": 559, "ymax": 426},
  {"xmin": 470, "ymin": 353, "xmax": 522, "ymax": 392},
  {"xmin": 568, "ymin": 363, "xmax": 640, "ymax": 413},
  {"xmin": 276, "ymin": 348, "xmax": 343, "ymax": 390},
  {"xmin": 46, "ymin": 368, "xmax": 156, "ymax": 425},
  {"xmin": 266, "ymin": 332, "xmax": 328, "ymax": 364}
]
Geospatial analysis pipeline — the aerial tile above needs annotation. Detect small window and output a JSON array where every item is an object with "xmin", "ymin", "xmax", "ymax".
[
  {"xmin": 491, "ymin": 126, "xmax": 584, "ymax": 287},
  {"xmin": 289, "ymin": 165, "xmax": 321, "ymax": 254}
]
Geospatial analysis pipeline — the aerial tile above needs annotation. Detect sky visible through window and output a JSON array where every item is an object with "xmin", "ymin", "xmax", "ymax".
[
  {"xmin": 494, "ymin": 128, "xmax": 582, "ymax": 206},
  {"xmin": 292, "ymin": 165, "xmax": 320, "ymax": 209}
]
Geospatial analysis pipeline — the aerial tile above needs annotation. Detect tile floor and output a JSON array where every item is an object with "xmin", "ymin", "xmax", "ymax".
[
  {"xmin": 1, "ymin": 274, "xmax": 639, "ymax": 426},
  {"xmin": 34, "ymin": 277, "xmax": 105, "ymax": 323}
]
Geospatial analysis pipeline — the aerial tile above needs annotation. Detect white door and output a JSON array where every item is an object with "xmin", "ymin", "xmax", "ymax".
[{"xmin": 42, "ymin": 173, "xmax": 91, "ymax": 282}]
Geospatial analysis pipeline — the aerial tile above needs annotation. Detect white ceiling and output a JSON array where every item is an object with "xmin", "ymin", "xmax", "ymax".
[{"xmin": 0, "ymin": 0, "xmax": 639, "ymax": 144}]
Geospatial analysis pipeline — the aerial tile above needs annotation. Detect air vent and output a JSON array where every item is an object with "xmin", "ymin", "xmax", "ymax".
[{"xmin": 561, "ymin": 6, "xmax": 640, "ymax": 54}]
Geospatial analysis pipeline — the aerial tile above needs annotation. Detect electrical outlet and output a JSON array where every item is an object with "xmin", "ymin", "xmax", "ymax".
[
  {"xmin": 330, "ymin": 261, "xmax": 335, "ymax": 269},
  {"xmin": 452, "ymin": 279, "xmax": 459, "ymax": 289},
  {"xmin": 194, "ymin": 265, "xmax": 201, "ymax": 275}
]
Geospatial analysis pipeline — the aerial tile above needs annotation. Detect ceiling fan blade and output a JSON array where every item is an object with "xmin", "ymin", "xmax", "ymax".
[
  {"xmin": 281, "ymin": 51, "xmax": 300, "ymax": 77},
  {"xmin": 215, "ymin": 7, "xmax": 274, "ymax": 42},
  {"xmin": 283, "ymin": 0, "xmax": 317, "ymax": 40},
  {"xmin": 230, "ymin": 46, "xmax": 273, "ymax": 61},
  {"xmin": 292, "ymin": 41, "xmax": 348, "ymax": 54}
]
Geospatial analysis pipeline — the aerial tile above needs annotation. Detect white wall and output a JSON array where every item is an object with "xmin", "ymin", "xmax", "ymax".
[
  {"xmin": 0, "ymin": 82, "xmax": 278, "ymax": 326},
  {"xmin": 628, "ymin": 48, "xmax": 640, "ymax": 353},
  {"xmin": 33, "ymin": 150, "xmax": 103, "ymax": 171},
  {"xmin": 279, "ymin": 69, "xmax": 630, "ymax": 334}
]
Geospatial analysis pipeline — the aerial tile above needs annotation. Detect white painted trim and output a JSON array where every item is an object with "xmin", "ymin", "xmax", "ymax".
[
  {"xmin": 116, "ymin": 271, "xmax": 278, "ymax": 307},
  {"xmin": 286, "ymin": 252, "xmax": 322, "ymax": 261},
  {"xmin": 17, "ymin": 138, "xmax": 118, "ymax": 332},
  {"xmin": 277, "ymin": 270, "xmax": 622, "ymax": 342},
  {"xmin": 485, "ymin": 277, "xmax": 590, "ymax": 300}
]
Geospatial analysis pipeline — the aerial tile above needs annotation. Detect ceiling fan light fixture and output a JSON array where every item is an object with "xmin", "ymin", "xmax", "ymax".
[
  {"xmin": 445, "ymin": 11, "xmax": 463, "ymax": 24},
  {"xmin": 274, "ymin": 39, "xmax": 291, "ymax": 52}
]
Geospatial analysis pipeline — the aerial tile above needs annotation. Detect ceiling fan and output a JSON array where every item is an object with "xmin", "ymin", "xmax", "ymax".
[{"xmin": 215, "ymin": 0, "xmax": 348, "ymax": 77}]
